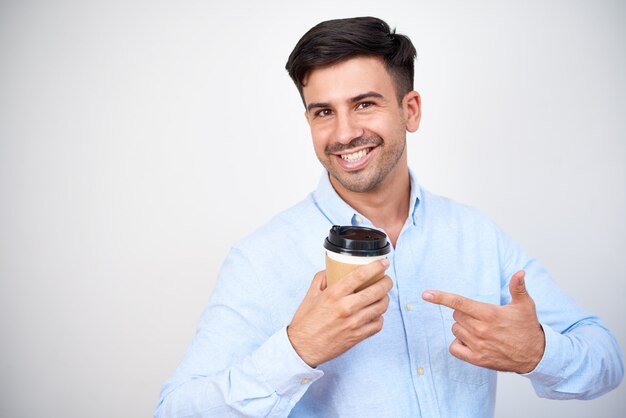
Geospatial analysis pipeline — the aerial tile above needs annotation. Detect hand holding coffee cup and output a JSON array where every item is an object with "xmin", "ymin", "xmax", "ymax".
[{"xmin": 286, "ymin": 226, "xmax": 392, "ymax": 367}]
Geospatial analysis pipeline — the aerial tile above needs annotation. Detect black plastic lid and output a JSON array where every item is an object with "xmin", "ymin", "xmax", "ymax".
[{"xmin": 324, "ymin": 225, "xmax": 391, "ymax": 256}]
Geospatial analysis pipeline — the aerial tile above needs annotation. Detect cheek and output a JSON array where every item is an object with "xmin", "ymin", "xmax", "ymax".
[
  {"xmin": 381, "ymin": 115, "xmax": 406, "ymax": 139},
  {"xmin": 310, "ymin": 126, "xmax": 331, "ymax": 154},
  {"xmin": 360, "ymin": 113, "xmax": 398, "ymax": 136}
]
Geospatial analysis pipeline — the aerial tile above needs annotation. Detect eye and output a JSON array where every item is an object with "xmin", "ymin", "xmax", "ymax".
[
  {"xmin": 315, "ymin": 109, "xmax": 333, "ymax": 118},
  {"xmin": 356, "ymin": 102, "xmax": 374, "ymax": 110}
]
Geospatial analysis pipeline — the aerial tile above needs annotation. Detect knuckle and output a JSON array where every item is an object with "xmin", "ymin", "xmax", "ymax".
[
  {"xmin": 373, "ymin": 316, "xmax": 384, "ymax": 333},
  {"xmin": 346, "ymin": 316, "xmax": 360, "ymax": 331},
  {"xmin": 452, "ymin": 322, "xmax": 463, "ymax": 338},
  {"xmin": 476, "ymin": 340, "xmax": 490, "ymax": 356},
  {"xmin": 351, "ymin": 268, "xmax": 368, "ymax": 282},
  {"xmin": 474, "ymin": 324, "xmax": 487, "ymax": 338},
  {"xmin": 481, "ymin": 305, "xmax": 495, "ymax": 318},
  {"xmin": 337, "ymin": 301, "xmax": 353, "ymax": 318},
  {"xmin": 362, "ymin": 280, "xmax": 387, "ymax": 301},
  {"xmin": 474, "ymin": 352, "xmax": 487, "ymax": 364},
  {"xmin": 482, "ymin": 310, "xmax": 497, "ymax": 323},
  {"xmin": 363, "ymin": 316, "xmax": 383, "ymax": 337},
  {"xmin": 354, "ymin": 329, "xmax": 368, "ymax": 342},
  {"xmin": 451, "ymin": 296, "xmax": 464, "ymax": 310},
  {"xmin": 326, "ymin": 285, "xmax": 342, "ymax": 301},
  {"xmin": 354, "ymin": 290, "xmax": 370, "ymax": 306},
  {"xmin": 345, "ymin": 333, "xmax": 360, "ymax": 346}
]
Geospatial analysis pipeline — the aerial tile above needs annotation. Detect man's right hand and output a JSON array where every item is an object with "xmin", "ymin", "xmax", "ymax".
[{"xmin": 287, "ymin": 259, "xmax": 392, "ymax": 367}]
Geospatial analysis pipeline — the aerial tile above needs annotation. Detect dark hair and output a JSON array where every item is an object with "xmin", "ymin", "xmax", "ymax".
[{"xmin": 285, "ymin": 17, "xmax": 416, "ymax": 103}]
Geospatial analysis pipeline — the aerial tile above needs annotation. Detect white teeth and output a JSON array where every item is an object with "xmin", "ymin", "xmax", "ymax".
[{"xmin": 341, "ymin": 148, "xmax": 369, "ymax": 162}]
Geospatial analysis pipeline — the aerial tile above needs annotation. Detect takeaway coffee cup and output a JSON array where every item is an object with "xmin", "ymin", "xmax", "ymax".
[{"xmin": 324, "ymin": 225, "xmax": 391, "ymax": 292}]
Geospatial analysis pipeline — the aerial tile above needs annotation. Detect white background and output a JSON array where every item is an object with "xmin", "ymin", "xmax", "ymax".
[{"xmin": 1, "ymin": 1, "xmax": 624, "ymax": 417}]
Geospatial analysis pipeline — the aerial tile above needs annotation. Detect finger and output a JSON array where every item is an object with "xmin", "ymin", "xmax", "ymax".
[
  {"xmin": 452, "ymin": 309, "xmax": 472, "ymax": 324},
  {"xmin": 352, "ymin": 294, "xmax": 390, "ymax": 327},
  {"xmin": 450, "ymin": 322, "xmax": 474, "ymax": 348},
  {"xmin": 307, "ymin": 271, "xmax": 327, "ymax": 298},
  {"xmin": 319, "ymin": 271, "xmax": 328, "ymax": 291},
  {"xmin": 356, "ymin": 314, "xmax": 385, "ymax": 341},
  {"xmin": 449, "ymin": 337, "xmax": 475, "ymax": 364},
  {"xmin": 349, "ymin": 275, "xmax": 393, "ymax": 308},
  {"xmin": 336, "ymin": 259, "xmax": 390, "ymax": 295},
  {"xmin": 422, "ymin": 290, "xmax": 489, "ymax": 319},
  {"xmin": 508, "ymin": 270, "xmax": 531, "ymax": 305},
  {"xmin": 452, "ymin": 310, "xmax": 486, "ymax": 334}
]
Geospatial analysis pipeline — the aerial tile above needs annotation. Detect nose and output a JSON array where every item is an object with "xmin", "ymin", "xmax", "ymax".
[{"xmin": 334, "ymin": 112, "xmax": 364, "ymax": 145}]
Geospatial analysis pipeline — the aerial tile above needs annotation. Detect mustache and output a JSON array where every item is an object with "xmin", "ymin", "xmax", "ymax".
[{"xmin": 325, "ymin": 135, "xmax": 383, "ymax": 155}]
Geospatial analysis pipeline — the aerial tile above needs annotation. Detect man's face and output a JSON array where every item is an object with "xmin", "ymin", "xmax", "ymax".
[{"xmin": 302, "ymin": 56, "xmax": 420, "ymax": 193}]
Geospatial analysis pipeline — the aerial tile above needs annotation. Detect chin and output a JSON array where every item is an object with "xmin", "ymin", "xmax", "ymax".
[{"xmin": 331, "ymin": 172, "xmax": 384, "ymax": 193}]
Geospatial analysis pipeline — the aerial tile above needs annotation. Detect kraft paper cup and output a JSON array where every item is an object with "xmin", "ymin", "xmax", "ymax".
[{"xmin": 324, "ymin": 225, "xmax": 391, "ymax": 292}]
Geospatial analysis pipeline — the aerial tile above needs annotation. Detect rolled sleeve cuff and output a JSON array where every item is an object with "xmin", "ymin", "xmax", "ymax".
[
  {"xmin": 252, "ymin": 326, "xmax": 324, "ymax": 397},
  {"xmin": 520, "ymin": 322, "xmax": 567, "ymax": 386}
]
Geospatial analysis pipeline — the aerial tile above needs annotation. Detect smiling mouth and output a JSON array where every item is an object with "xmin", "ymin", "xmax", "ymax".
[{"xmin": 340, "ymin": 147, "xmax": 373, "ymax": 163}]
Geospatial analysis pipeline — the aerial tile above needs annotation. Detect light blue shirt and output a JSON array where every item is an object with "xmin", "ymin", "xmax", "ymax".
[{"xmin": 155, "ymin": 171, "xmax": 623, "ymax": 418}]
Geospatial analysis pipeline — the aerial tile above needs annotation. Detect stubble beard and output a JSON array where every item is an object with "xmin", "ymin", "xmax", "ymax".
[{"xmin": 321, "ymin": 134, "xmax": 406, "ymax": 193}]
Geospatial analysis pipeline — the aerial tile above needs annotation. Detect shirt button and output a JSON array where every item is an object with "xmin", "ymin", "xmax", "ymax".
[
  {"xmin": 300, "ymin": 377, "xmax": 311, "ymax": 385},
  {"xmin": 405, "ymin": 303, "xmax": 414, "ymax": 311},
  {"xmin": 416, "ymin": 367, "xmax": 425, "ymax": 376},
  {"xmin": 354, "ymin": 215, "xmax": 363, "ymax": 224}
]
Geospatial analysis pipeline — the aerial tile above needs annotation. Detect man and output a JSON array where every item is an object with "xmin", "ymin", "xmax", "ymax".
[{"xmin": 155, "ymin": 17, "xmax": 623, "ymax": 417}]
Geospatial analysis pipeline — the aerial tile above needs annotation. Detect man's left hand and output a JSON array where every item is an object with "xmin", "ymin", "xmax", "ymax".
[{"xmin": 422, "ymin": 270, "xmax": 545, "ymax": 374}]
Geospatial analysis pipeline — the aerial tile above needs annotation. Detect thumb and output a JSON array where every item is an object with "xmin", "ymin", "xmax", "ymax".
[
  {"xmin": 509, "ymin": 270, "xmax": 531, "ymax": 304},
  {"xmin": 307, "ymin": 271, "xmax": 327, "ymax": 297}
]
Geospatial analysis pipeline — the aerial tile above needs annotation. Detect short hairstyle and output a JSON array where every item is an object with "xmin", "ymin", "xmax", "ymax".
[{"xmin": 285, "ymin": 16, "xmax": 417, "ymax": 103}]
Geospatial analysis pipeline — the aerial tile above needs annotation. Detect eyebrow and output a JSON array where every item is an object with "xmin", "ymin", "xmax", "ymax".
[{"xmin": 306, "ymin": 91, "xmax": 385, "ymax": 113}]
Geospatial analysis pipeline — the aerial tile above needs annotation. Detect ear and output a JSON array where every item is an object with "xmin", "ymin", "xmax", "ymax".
[{"xmin": 403, "ymin": 91, "xmax": 421, "ymax": 133}]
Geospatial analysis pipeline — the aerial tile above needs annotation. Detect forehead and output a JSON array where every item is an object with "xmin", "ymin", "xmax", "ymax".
[{"xmin": 302, "ymin": 56, "xmax": 395, "ymax": 105}]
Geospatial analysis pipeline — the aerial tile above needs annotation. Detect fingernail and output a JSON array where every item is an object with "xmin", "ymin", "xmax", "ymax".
[
  {"xmin": 422, "ymin": 291, "xmax": 434, "ymax": 301},
  {"xmin": 381, "ymin": 258, "xmax": 390, "ymax": 267}
]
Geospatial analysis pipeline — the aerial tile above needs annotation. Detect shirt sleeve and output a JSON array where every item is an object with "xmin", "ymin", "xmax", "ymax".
[
  {"xmin": 496, "ymin": 227, "xmax": 624, "ymax": 400},
  {"xmin": 154, "ymin": 247, "xmax": 323, "ymax": 418}
]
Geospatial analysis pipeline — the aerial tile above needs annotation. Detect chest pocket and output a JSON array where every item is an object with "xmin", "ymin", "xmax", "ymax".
[{"xmin": 439, "ymin": 294, "xmax": 498, "ymax": 386}]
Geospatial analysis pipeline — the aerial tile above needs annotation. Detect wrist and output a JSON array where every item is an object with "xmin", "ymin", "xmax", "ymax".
[
  {"xmin": 519, "ymin": 325, "xmax": 546, "ymax": 374},
  {"xmin": 287, "ymin": 325, "xmax": 319, "ymax": 368}
]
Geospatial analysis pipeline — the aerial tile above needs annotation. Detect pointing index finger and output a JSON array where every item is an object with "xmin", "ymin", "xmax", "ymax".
[{"xmin": 422, "ymin": 290, "xmax": 488, "ymax": 318}]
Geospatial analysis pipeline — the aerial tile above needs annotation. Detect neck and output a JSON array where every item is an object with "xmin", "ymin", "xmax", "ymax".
[{"xmin": 330, "ymin": 159, "xmax": 410, "ymax": 247}]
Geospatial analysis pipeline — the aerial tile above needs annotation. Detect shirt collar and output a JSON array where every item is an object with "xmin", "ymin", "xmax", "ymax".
[{"xmin": 312, "ymin": 168, "xmax": 422, "ymax": 227}]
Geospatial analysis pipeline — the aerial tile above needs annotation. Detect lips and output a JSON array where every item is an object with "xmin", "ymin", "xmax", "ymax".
[{"xmin": 326, "ymin": 135, "xmax": 383, "ymax": 171}]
